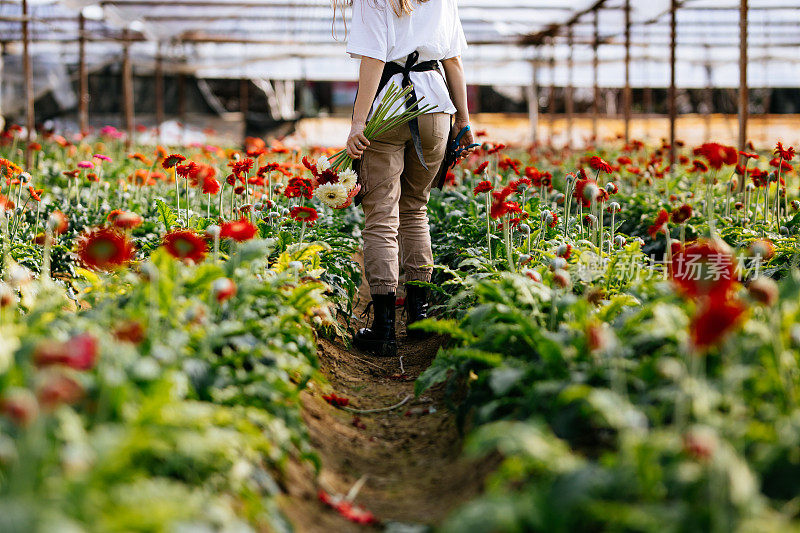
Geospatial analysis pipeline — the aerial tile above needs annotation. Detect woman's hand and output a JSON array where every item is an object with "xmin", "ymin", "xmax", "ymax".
[
  {"xmin": 453, "ymin": 117, "xmax": 476, "ymax": 159},
  {"xmin": 346, "ymin": 121, "xmax": 371, "ymax": 159}
]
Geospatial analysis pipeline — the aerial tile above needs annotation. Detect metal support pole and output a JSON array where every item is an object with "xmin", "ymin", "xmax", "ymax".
[
  {"xmin": 592, "ymin": 9, "xmax": 599, "ymax": 142},
  {"xmin": 154, "ymin": 44, "xmax": 164, "ymax": 129},
  {"xmin": 623, "ymin": 0, "xmax": 632, "ymax": 144},
  {"xmin": 78, "ymin": 14, "xmax": 89, "ymax": 135},
  {"xmin": 548, "ymin": 39, "xmax": 556, "ymax": 145},
  {"xmin": 177, "ymin": 73, "xmax": 186, "ymax": 121},
  {"xmin": 121, "ymin": 29, "xmax": 134, "ymax": 149},
  {"xmin": 738, "ymin": 0, "xmax": 748, "ymax": 177},
  {"xmin": 240, "ymin": 78, "xmax": 249, "ymax": 141},
  {"xmin": 668, "ymin": 0, "xmax": 677, "ymax": 170},
  {"xmin": 22, "ymin": 0, "xmax": 35, "ymax": 169},
  {"xmin": 566, "ymin": 27, "xmax": 574, "ymax": 147},
  {"xmin": 527, "ymin": 56, "xmax": 539, "ymax": 146}
]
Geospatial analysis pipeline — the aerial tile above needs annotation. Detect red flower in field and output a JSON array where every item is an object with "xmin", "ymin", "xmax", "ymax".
[
  {"xmin": 34, "ymin": 333, "xmax": 98, "ymax": 371},
  {"xmin": 739, "ymin": 150, "xmax": 759, "ymax": 161},
  {"xmin": 201, "ymin": 175, "xmax": 221, "ymax": 195},
  {"xmin": 28, "ymin": 186, "xmax": 42, "ymax": 202},
  {"xmin": 474, "ymin": 161, "xmax": 489, "ymax": 175},
  {"xmin": 162, "ymin": 153, "xmax": 185, "ymax": 169},
  {"xmin": 748, "ymin": 239, "xmax": 775, "ymax": 260},
  {"xmin": 617, "ymin": 156, "xmax": 632, "ymax": 165},
  {"xmin": 47, "ymin": 211, "xmax": 69, "ymax": 235},
  {"xmin": 77, "ymin": 160, "xmax": 94, "ymax": 170},
  {"xmin": 322, "ymin": 393, "xmax": 350, "ymax": 407},
  {"xmin": 258, "ymin": 163, "xmax": 281, "ymax": 177},
  {"xmin": 285, "ymin": 176, "xmax": 314, "ymax": 199},
  {"xmin": 693, "ymin": 143, "xmax": 737, "ymax": 170},
  {"xmin": 112, "ymin": 211, "xmax": 143, "ymax": 230},
  {"xmin": 769, "ymin": 158, "xmax": 793, "ymax": 172},
  {"xmin": 163, "ymin": 229, "xmax": 208, "ymax": 262},
  {"xmin": 688, "ymin": 160, "xmax": 708, "ymax": 174},
  {"xmin": 211, "ymin": 277, "xmax": 237, "ymax": 303},
  {"xmin": 113, "ymin": 320, "xmax": 145, "ymax": 344},
  {"xmin": 544, "ymin": 210, "xmax": 558, "ymax": 229},
  {"xmin": 647, "ymin": 209, "xmax": 669, "ymax": 239},
  {"xmin": 234, "ymin": 185, "xmax": 245, "ymax": 195},
  {"xmin": 749, "ymin": 168, "xmax": 768, "ymax": 187},
  {"xmin": 589, "ymin": 156, "xmax": 614, "ymax": 174},
  {"xmin": 0, "ymin": 195, "xmax": 14, "ymax": 212},
  {"xmin": 0, "ymin": 389, "xmax": 38, "ymax": 427},
  {"xmin": 62, "ymin": 169, "xmax": 80, "ymax": 179},
  {"xmin": 76, "ymin": 228, "xmax": 134, "ymax": 270},
  {"xmin": 490, "ymin": 200, "xmax": 521, "ymax": 220},
  {"xmin": 574, "ymin": 178, "xmax": 600, "ymax": 208},
  {"xmin": 498, "ymin": 157, "xmax": 521, "ymax": 175},
  {"xmin": 691, "ymin": 298, "xmax": 746, "ymax": 349},
  {"xmin": 671, "ymin": 239, "xmax": 737, "ymax": 299},
  {"xmin": 228, "ymin": 158, "xmax": 254, "ymax": 176},
  {"xmin": 37, "ymin": 372, "xmax": 84, "ymax": 409},
  {"xmin": 290, "ymin": 206, "xmax": 319, "ymax": 223},
  {"xmin": 220, "ymin": 218, "xmax": 258, "ymax": 242},
  {"xmin": 671, "ymin": 204, "xmax": 692, "ymax": 224},
  {"xmin": 473, "ymin": 180, "xmax": 493, "ymax": 194},
  {"xmin": 128, "ymin": 152, "xmax": 151, "ymax": 164},
  {"xmin": 226, "ymin": 174, "xmax": 236, "ymax": 187},
  {"xmin": 487, "ymin": 143, "xmax": 506, "ymax": 155},
  {"xmin": 683, "ymin": 428, "xmax": 717, "ymax": 460},
  {"xmin": 775, "ymin": 142, "xmax": 795, "ymax": 162},
  {"xmin": 557, "ymin": 243, "xmax": 572, "ymax": 260}
]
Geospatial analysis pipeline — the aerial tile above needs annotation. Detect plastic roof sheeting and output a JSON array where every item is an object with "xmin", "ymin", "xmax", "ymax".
[{"xmin": 1, "ymin": 0, "xmax": 799, "ymax": 88}]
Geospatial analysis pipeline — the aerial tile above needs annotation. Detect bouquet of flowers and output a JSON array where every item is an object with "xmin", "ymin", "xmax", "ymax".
[
  {"xmin": 300, "ymin": 83, "xmax": 435, "ymax": 210},
  {"xmin": 328, "ymin": 82, "xmax": 437, "ymax": 172}
]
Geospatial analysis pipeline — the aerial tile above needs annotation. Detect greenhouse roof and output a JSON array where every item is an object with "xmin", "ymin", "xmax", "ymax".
[{"xmin": 1, "ymin": 0, "xmax": 799, "ymax": 87}]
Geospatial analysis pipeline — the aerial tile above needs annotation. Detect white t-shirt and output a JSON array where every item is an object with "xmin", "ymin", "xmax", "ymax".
[{"xmin": 346, "ymin": 0, "xmax": 467, "ymax": 119}]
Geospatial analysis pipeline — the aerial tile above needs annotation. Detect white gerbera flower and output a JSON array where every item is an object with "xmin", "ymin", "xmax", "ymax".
[
  {"xmin": 339, "ymin": 169, "xmax": 357, "ymax": 190},
  {"xmin": 316, "ymin": 155, "xmax": 331, "ymax": 172},
  {"xmin": 315, "ymin": 183, "xmax": 349, "ymax": 208}
]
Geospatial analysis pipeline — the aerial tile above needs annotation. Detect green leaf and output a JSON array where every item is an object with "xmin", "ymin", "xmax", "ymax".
[{"xmin": 156, "ymin": 199, "xmax": 178, "ymax": 231}]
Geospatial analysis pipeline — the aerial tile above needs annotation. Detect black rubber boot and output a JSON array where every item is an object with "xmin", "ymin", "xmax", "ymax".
[
  {"xmin": 405, "ymin": 284, "xmax": 432, "ymax": 339},
  {"xmin": 353, "ymin": 294, "xmax": 397, "ymax": 357}
]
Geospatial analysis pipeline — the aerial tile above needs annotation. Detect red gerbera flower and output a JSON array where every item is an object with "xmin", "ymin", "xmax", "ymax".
[
  {"xmin": 290, "ymin": 206, "xmax": 319, "ymax": 223},
  {"xmin": 671, "ymin": 204, "xmax": 692, "ymax": 224},
  {"xmin": 474, "ymin": 161, "xmax": 489, "ymax": 175},
  {"xmin": 693, "ymin": 143, "xmax": 738, "ymax": 170},
  {"xmin": 76, "ymin": 228, "xmax": 134, "ymax": 270},
  {"xmin": 589, "ymin": 156, "xmax": 614, "ymax": 174},
  {"xmin": 201, "ymin": 175, "xmax": 221, "ymax": 195},
  {"xmin": 162, "ymin": 153, "xmax": 185, "ymax": 169},
  {"xmin": 473, "ymin": 180, "xmax": 493, "ymax": 195},
  {"xmin": 691, "ymin": 298, "xmax": 747, "ymax": 349},
  {"xmin": 647, "ymin": 209, "xmax": 670, "ymax": 239},
  {"xmin": 212, "ymin": 277, "xmax": 237, "ymax": 303},
  {"xmin": 163, "ymin": 229, "xmax": 208, "ymax": 262},
  {"xmin": 112, "ymin": 211, "xmax": 143, "ymax": 230},
  {"xmin": 34, "ymin": 333, "xmax": 98, "ymax": 371},
  {"xmin": 228, "ymin": 158, "xmax": 254, "ymax": 176},
  {"xmin": 574, "ymin": 178, "xmax": 600, "ymax": 208},
  {"xmin": 48, "ymin": 211, "xmax": 69, "ymax": 235},
  {"xmin": 220, "ymin": 218, "xmax": 258, "ymax": 241},
  {"xmin": 774, "ymin": 142, "xmax": 795, "ymax": 162},
  {"xmin": 670, "ymin": 239, "xmax": 737, "ymax": 299}
]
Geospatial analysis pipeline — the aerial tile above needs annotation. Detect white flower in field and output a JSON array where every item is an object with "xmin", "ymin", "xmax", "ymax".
[
  {"xmin": 317, "ymin": 155, "xmax": 331, "ymax": 172},
  {"xmin": 338, "ymin": 168, "xmax": 357, "ymax": 190},
  {"xmin": 315, "ymin": 183, "xmax": 349, "ymax": 208}
]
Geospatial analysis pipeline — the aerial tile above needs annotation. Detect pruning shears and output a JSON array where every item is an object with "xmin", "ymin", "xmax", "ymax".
[{"xmin": 448, "ymin": 125, "xmax": 480, "ymax": 165}]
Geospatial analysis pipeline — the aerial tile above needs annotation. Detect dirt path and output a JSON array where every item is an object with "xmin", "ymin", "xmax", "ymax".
[{"xmin": 279, "ymin": 260, "xmax": 492, "ymax": 531}]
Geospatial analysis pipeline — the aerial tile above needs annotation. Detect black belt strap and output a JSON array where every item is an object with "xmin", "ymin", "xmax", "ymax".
[{"xmin": 376, "ymin": 51, "xmax": 442, "ymax": 170}]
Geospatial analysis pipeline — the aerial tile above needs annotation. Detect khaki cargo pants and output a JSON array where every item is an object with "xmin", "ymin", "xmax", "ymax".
[{"xmin": 359, "ymin": 112, "xmax": 450, "ymax": 295}]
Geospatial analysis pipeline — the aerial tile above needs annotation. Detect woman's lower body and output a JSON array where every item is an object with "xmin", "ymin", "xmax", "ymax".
[{"xmin": 353, "ymin": 112, "xmax": 450, "ymax": 356}]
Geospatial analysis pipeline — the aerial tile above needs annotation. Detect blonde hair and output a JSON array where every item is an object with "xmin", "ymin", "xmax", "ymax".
[{"xmin": 331, "ymin": 0, "xmax": 428, "ymax": 39}]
